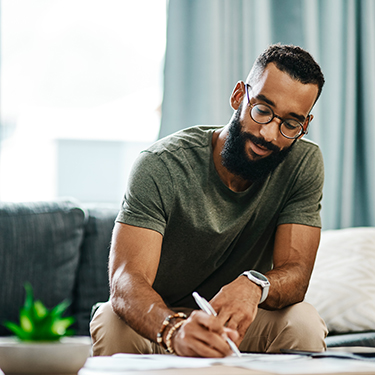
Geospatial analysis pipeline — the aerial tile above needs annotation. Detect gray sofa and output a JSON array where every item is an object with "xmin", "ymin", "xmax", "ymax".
[
  {"xmin": 0, "ymin": 199, "xmax": 118, "ymax": 337},
  {"xmin": 1, "ymin": 199, "xmax": 374, "ymax": 348}
]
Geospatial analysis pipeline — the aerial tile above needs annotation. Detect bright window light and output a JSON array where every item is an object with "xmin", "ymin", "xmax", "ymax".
[{"xmin": 0, "ymin": 0, "xmax": 167, "ymax": 203}]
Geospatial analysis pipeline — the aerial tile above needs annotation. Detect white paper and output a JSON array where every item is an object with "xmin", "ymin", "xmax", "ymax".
[
  {"xmin": 79, "ymin": 353, "xmax": 303, "ymax": 373},
  {"xmin": 241, "ymin": 357, "xmax": 375, "ymax": 374},
  {"xmin": 79, "ymin": 352, "xmax": 375, "ymax": 374}
]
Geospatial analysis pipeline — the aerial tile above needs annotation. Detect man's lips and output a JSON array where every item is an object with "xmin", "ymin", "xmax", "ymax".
[{"xmin": 248, "ymin": 139, "xmax": 273, "ymax": 157}]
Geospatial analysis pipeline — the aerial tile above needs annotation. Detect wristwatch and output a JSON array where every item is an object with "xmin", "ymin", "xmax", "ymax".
[{"xmin": 241, "ymin": 270, "xmax": 270, "ymax": 304}]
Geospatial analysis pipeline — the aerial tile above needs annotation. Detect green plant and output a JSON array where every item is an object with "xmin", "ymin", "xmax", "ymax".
[{"xmin": 3, "ymin": 283, "xmax": 75, "ymax": 341}]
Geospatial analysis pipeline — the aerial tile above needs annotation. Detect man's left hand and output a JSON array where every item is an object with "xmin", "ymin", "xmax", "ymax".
[{"xmin": 209, "ymin": 275, "xmax": 262, "ymax": 345}]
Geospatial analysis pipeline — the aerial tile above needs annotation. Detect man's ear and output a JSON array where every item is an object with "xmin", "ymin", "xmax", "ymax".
[
  {"xmin": 230, "ymin": 81, "xmax": 246, "ymax": 110},
  {"xmin": 299, "ymin": 114, "xmax": 313, "ymax": 138}
]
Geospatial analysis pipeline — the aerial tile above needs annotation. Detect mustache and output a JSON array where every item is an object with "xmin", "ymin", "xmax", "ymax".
[{"xmin": 241, "ymin": 131, "xmax": 281, "ymax": 153}]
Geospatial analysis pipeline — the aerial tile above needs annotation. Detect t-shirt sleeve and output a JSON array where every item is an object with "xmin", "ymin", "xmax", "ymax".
[
  {"xmin": 116, "ymin": 151, "xmax": 173, "ymax": 236},
  {"xmin": 277, "ymin": 144, "xmax": 324, "ymax": 228}
]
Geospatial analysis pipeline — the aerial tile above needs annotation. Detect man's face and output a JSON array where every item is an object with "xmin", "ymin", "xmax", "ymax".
[
  {"xmin": 221, "ymin": 105, "xmax": 295, "ymax": 181},
  {"xmin": 221, "ymin": 63, "xmax": 319, "ymax": 182}
]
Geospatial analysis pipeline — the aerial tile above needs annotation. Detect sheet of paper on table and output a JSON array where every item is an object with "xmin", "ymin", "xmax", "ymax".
[{"xmin": 78, "ymin": 352, "xmax": 375, "ymax": 375}]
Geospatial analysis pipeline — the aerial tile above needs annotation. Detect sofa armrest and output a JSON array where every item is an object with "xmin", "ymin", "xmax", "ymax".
[{"xmin": 72, "ymin": 204, "xmax": 118, "ymax": 336}]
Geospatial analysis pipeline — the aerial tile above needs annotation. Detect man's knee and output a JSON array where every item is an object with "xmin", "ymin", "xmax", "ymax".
[
  {"xmin": 268, "ymin": 302, "xmax": 328, "ymax": 352},
  {"xmin": 90, "ymin": 301, "xmax": 161, "ymax": 356},
  {"xmin": 241, "ymin": 302, "xmax": 328, "ymax": 353}
]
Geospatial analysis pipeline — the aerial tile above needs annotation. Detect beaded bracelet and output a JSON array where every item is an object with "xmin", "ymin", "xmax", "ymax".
[
  {"xmin": 156, "ymin": 312, "xmax": 187, "ymax": 349},
  {"xmin": 165, "ymin": 320, "xmax": 185, "ymax": 354}
]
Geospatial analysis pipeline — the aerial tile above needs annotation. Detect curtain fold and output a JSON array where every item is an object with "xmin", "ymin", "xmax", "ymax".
[
  {"xmin": 160, "ymin": 0, "xmax": 272, "ymax": 138},
  {"xmin": 160, "ymin": 0, "xmax": 375, "ymax": 229}
]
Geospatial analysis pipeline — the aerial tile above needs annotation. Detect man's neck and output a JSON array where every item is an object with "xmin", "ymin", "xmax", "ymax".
[{"xmin": 212, "ymin": 126, "xmax": 252, "ymax": 192}]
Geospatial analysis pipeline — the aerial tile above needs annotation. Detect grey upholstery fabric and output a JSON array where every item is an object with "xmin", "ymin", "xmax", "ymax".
[
  {"xmin": 72, "ymin": 204, "xmax": 118, "ymax": 335},
  {"xmin": 326, "ymin": 332, "xmax": 375, "ymax": 347},
  {"xmin": 1, "ymin": 198, "xmax": 373, "ymax": 346},
  {"xmin": 0, "ymin": 199, "xmax": 86, "ymax": 336}
]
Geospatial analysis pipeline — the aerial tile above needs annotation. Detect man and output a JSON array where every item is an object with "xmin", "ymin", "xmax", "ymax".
[{"xmin": 91, "ymin": 44, "xmax": 328, "ymax": 357}]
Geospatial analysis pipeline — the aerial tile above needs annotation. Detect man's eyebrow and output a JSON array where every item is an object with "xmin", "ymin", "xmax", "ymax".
[
  {"xmin": 289, "ymin": 112, "xmax": 306, "ymax": 123},
  {"xmin": 255, "ymin": 94, "xmax": 275, "ymax": 107},
  {"xmin": 255, "ymin": 94, "xmax": 306, "ymax": 123}
]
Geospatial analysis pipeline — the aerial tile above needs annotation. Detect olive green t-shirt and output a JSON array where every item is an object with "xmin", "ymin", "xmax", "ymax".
[{"xmin": 117, "ymin": 125, "xmax": 324, "ymax": 308}]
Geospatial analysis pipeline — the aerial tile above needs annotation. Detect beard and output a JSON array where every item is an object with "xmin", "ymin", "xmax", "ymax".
[{"xmin": 221, "ymin": 106, "xmax": 295, "ymax": 182}]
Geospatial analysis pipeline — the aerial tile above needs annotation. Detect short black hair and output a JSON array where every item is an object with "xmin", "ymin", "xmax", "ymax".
[{"xmin": 247, "ymin": 44, "xmax": 325, "ymax": 102}]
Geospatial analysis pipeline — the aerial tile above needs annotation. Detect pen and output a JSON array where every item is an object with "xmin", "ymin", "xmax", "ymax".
[{"xmin": 192, "ymin": 291, "xmax": 242, "ymax": 357}]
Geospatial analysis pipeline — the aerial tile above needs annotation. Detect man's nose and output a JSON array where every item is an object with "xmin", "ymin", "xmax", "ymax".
[{"xmin": 259, "ymin": 119, "xmax": 280, "ymax": 142}]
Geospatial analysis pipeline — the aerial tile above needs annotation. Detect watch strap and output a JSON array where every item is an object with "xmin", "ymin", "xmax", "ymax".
[{"xmin": 242, "ymin": 270, "xmax": 270, "ymax": 304}]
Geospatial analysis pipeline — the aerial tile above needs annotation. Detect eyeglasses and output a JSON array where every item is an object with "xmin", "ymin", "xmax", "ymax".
[{"xmin": 245, "ymin": 84, "xmax": 309, "ymax": 140}]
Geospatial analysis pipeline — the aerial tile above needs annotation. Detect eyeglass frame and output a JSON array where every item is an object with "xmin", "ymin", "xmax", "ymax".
[{"xmin": 245, "ymin": 83, "xmax": 310, "ymax": 140}]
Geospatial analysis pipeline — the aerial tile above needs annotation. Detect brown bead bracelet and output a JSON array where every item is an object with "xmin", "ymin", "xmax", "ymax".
[
  {"xmin": 156, "ymin": 312, "xmax": 187, "ymax": 349},
  {"xmin": 165, "ymin": 320, "xmax": 185, "ymax": 354}
]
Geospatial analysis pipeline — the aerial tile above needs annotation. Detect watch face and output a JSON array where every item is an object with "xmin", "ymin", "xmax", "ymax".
[{"xmin": 250, "ymin": 270, "xmax": 268, "ymax": 283}]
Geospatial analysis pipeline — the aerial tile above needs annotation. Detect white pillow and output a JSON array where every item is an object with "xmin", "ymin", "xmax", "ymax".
[{"xmin": 305, "ymin": 227, "xmax": 375, "ymax": 333}]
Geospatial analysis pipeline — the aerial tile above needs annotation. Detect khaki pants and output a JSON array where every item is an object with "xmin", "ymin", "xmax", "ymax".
[{"xmin": 90, "ymin": 301, "xmax": 327, "ymax": 356}]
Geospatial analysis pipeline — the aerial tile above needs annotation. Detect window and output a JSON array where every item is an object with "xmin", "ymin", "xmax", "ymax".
[{"xmin": 0, "ymin": 0, "xmax": 166, "ymax": 203}]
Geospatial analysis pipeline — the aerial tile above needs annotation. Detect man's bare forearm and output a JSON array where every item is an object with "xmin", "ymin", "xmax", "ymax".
[
  {"xmin": 108, "ymin": 223, "xmax": 172, "ymax": 343},
  {"xmin": 110, "ymin": 269, "xmax": 173, "ymax": 342},
  {"xmin": 262, "ymin": 262, "xmax": 312, "ymax": 310},
  {"xmin": 260, "ymin": 224, "xmax": 320, "ymax": 310}
]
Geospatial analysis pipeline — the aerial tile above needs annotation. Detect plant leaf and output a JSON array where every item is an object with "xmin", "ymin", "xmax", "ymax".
[
  {"xmin": 20, "ymin": 308, "xmax": 33, "ymax": 333},
  {"xmin": 33, "ymin": 300, "xmax": 48, "ymax": 319},
  {"xmin": 50, "ymin": 299, "xmax": 71, "ymax": 318},
  {"xmin": 23, "ymin": 282, "xmax": 34, "ymax": 313},
  {"xmin": 3, "ymin": 321, "xmax": 31, "ymax": 340},
  {"xmin": 51, "ymin": 317, "xmax": 75, "ymax": 335},
  {"xmin": 2, "ymin": 282, "xmax": 75, "ymax": 341}
]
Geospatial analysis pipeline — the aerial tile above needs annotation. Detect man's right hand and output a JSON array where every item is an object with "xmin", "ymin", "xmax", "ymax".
[{"xmin": 171, "ymin": 310, "xmax": 239, "ymax": 357}]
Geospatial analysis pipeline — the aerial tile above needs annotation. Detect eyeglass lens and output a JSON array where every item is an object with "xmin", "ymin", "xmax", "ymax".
[{"xmin": 250, "ymin": 104, "xmax": 303, "ymax": 139}]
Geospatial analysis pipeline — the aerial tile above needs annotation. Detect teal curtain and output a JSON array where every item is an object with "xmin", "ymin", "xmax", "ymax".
[
  {"xmin": 160, "ymin": 0, "xmax": 375, "ymax": 230},
  {"xmin": 160, "ymin": 0, "xmax": 272, "ymax": 137},
  {"xmin": 0, "ymin": 1, "xmax": 2, "ymax": 155}
]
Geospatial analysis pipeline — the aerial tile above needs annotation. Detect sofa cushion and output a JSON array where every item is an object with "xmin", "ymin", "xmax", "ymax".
[
  {"xmin": 72, "ymin": 204, "xmax": 118, "ymax": 336},
  {"xmin": 325, "ymin": 331, "xmax": 375, "ymax": 347},
  {"xmin": 305, "ymin": 227, "xmax": 375, "ymax": 333},
  {"xmin": 0, "ymin": 199, "xmax": 86, "ymax": 336}
]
